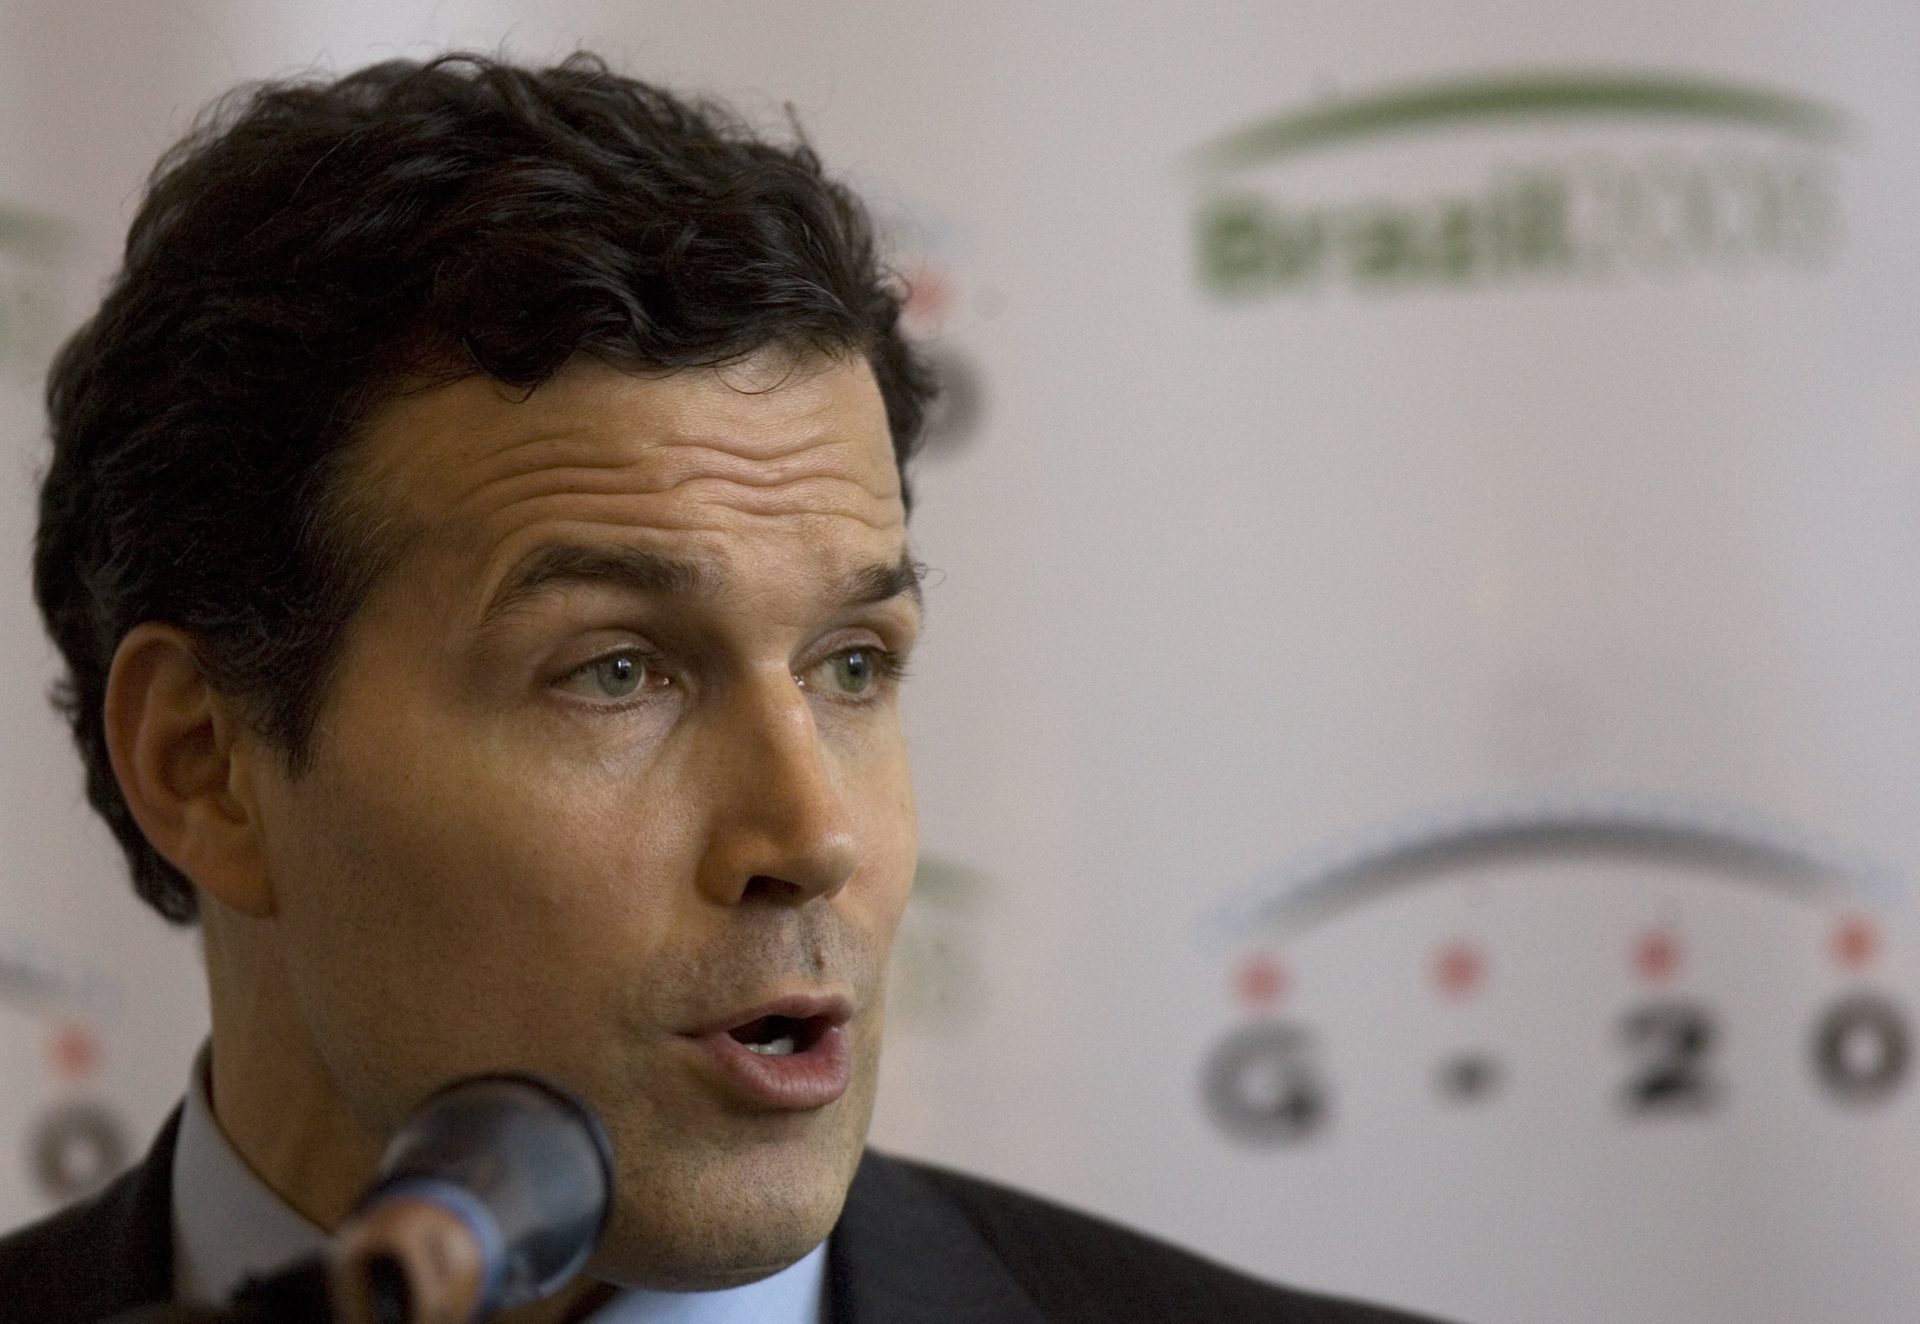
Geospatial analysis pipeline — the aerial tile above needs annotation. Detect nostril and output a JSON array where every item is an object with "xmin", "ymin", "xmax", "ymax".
[{"xmin": 739, "ymin": 875, "xmax": 808, "ymax": 904}]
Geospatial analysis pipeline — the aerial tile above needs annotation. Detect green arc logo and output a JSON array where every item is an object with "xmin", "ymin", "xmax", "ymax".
[
  {"xmin": 1190, "ymin": 69, "xmax": 1850, "ymax": 299},
  {"xmin": 1193, "ymin": 71, "xmax": 1850, "ymax": 174}
]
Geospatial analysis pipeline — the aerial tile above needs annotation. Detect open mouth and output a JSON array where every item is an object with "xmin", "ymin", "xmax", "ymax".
[
  {"xmin": 727, "ymin": 1014, "xmax": 831, "ymax": 1057},
  {"xmin": 688, "ymin": 995, "xmax": 854, "ymax": 1108}
]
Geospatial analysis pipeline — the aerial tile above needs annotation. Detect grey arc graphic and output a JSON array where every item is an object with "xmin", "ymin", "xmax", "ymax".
[
  {"xmin": 1200, "ymin": 795, "xmax": 1911, "ymax": 1144},
  {"xmin": 1207, "ymin": 794, "xmax": 1900, "ymax": 941}
]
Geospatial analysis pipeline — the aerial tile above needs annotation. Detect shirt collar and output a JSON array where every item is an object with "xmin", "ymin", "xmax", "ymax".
[{"xmin": 169, "ymin": 1047, "xmax": 827, "ymax": 1322}]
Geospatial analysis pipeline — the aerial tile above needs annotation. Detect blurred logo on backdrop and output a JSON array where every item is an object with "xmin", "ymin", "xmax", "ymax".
[
  {"xmin": 1189, "ymin": 72, "xmax": 1848, "ymax": 300},
  {"xmin": 1, "ymin": 208, "xmax": 130, "ymax": 1213},
  {"xmin": 889, "ymin": 854, "xmax": 990, "ymax": 1033},
  {"xmin": 859, "ymin": 177, "xmax": 993, "ymax": 459},
  {"xmin": 1197, "ymin": 794, "xmax": 1909, "ymax": 1146},
  {"xmin": 900, "ymin": 263, "xmax": 989, "ymax": 457},
  {"xmin": 0, "ymin": 937, "xmax": 130, "ymax": 1206},
  {"xmin": 0, "ymin": 207, "xmax": 72, "ymax": 377}
]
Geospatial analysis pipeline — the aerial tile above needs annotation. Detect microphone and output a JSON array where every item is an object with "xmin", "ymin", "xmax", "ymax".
[
  {"xmin": 111, "ymin": 1073, "xmax": 615, "ymax": 1324},
  {"xmin": 324, "ymin": 1073, "xmax": 616, "ymax": 1322}
]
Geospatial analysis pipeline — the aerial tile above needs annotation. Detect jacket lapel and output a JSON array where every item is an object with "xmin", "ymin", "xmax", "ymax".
[
  {"xmin": 827, "ymin": 1152, "xmax": 1049, "ymax": 1324},
  {"xmin": 23, "ymin": 1108, "xmax": 178, "ymax": 1323},
  {"xmin": 19, "ymin": 1121, "xmax": 1046, "ymax": 1322}
]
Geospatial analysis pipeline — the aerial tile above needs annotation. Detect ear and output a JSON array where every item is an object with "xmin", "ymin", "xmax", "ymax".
[{"xmin": 103, "ymin": 623, "xmax": 275, "ymax": 918}]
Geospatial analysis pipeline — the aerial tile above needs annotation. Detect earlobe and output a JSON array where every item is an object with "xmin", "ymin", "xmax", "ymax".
[{"xmin": 103, "ymin": 623, "xmax": 276, "ymax": 918}]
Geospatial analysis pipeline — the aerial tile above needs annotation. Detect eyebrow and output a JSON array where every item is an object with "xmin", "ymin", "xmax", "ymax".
[
  {"xmin": 840, "ymin": 554, "xmax": 927, "ymax": 611},
  {"xmin": 480, "ymin": 544, "xmax": 924, "ymax": 627}
]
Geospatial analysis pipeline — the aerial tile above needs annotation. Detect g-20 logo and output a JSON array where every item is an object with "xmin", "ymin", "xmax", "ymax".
[{"xmin": 1199, "ymin": 797, "xmax": 1910, "ymax": 1143}]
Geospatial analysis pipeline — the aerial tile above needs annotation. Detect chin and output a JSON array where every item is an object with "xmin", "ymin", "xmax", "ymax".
[{"xmin": 588, "ymin": 1115, "xmax": 864, "ymax": 1290}]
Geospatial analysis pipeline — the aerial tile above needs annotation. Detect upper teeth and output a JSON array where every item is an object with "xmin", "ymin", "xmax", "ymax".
[{"xmin": 748, "ymin": 1034, "xmax": 798, "ymax": 1056}]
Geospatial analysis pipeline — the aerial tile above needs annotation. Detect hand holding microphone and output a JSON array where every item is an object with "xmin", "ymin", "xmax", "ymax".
[{"xmin": 319, "ymin": 1189, "xmax": 493, "ymax": 1324}]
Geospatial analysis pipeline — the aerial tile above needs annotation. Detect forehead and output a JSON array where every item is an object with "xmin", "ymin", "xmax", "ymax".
[{"xmin": 346, "ymin": 352, "xmax": 906, "ymax": 599}]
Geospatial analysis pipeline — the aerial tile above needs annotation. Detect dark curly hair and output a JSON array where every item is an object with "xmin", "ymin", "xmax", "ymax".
[{"xmin": 34, "ymin": 52, "xmax": 935, "ymax": 924}]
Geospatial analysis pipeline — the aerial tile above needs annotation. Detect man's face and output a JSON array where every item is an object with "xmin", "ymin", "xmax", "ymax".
[{"xmin": 241, "ymin": 352, "xmax": 919, "ymax": 1288}]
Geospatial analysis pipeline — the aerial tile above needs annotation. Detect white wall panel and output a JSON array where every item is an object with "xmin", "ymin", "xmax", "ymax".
[{"xmin": 2, "ymin": 6, "xmax": 1916, "ymax": 1321}]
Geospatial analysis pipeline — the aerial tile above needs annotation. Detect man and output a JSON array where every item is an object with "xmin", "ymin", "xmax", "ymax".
[{"xmin": 0, "ymin": 53, "xmax": 1442, "ymax": 1323}]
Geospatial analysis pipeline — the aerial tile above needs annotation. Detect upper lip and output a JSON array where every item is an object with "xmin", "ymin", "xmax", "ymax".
[{"xmin": 685, "ymin": 991, "xmax": 855, "ymax": 1039}]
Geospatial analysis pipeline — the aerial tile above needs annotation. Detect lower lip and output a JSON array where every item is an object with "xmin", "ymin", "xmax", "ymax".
[{"xmin": 684, "ymin": 1024, "xmax": 852, "ymax": 1110}]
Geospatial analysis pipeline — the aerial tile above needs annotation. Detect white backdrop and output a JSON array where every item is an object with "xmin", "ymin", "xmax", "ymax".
[{"xmin": 3, "ymin": 5, "xmax": 1918, "ymax": 1323}]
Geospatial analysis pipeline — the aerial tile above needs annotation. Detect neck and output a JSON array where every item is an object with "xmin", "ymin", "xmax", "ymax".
[
  {"xmin": 201, "ymin": 909, "xmax": 379, "ymax": 1231},
  {"xmin": 200, "ymin": 915, "xmax": 617, "ymax": 1323}
]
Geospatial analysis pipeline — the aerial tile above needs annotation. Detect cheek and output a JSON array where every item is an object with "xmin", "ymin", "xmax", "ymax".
[
  {"xmin": 263, "ymin": 791, "xmax": 700, "ymax": 1130},
  {"xmin": 262, "ymin": 743, "xmax": 696, "ymax": 1049},
  {"xmin": 850, "ymin": 746, "xmax": 918, "ymax": 929}
]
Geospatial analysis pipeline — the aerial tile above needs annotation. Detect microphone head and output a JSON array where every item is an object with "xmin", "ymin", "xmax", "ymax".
[{"xmin": 358, "ymin": 1074, "xmax": 616, "ymax": 1316}]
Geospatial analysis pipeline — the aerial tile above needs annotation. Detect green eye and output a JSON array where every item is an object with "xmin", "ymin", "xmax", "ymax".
[
  {"xmin": 829, "ymin": 648, "xmax": 876, "ymax": 694},
  {"xmin": 555, "ymin": 647, "xmax": 667, "ymax": 707},
  {"xmin": 588, "ymin": 652, "xmax": 645, "ymax": 698}
]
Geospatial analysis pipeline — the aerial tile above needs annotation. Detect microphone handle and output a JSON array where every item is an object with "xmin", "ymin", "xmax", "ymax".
[
  {"xmin": 103, "ymin": 1256, "xmax": 341, "ymax": 1324},
  {"xmin": 231, "ymin": 1255, "xmax": 342, "ymax": 1322},
  {"xmin": 102, "ymin": 1302, "xmax": 281, "ymax": 1324}
]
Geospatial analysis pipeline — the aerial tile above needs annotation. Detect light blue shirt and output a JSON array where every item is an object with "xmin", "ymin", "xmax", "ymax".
[{"xmin": 169, "ymin": 1050, "xmax": 827, "ymax": 1322}]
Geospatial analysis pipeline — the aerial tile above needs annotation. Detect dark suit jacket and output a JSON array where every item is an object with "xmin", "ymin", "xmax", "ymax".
[{"xmin": 0, "ymin": 1113, "xmax": 1443, "ymax": 1322}]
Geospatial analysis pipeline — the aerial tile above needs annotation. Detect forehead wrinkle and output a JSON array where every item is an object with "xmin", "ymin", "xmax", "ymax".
[
  {"xmin": 471, "ymin": 530, "xmax": 917, "ymax": 648},
  {"xmin": 463, "ymin": 482, "xmax": 909, "ymax": 616},
  {"xmin": 612, "ymin": 435, "xmax": 900, "ymax": 499},
  {"xmin": 352, "ymin": 360, "xmax": 904, "ymax": 605},
  {"xmin": 360, "ymin": 352, "xmax": 896, "ymax": 505},
  {"xmin": 610, "ymin": 500, "xmax": 905, "ymax": 533},
  {"xmin": 641, "ymin": 422, "xmax": 877, "ymax": 463},
  {"xmin": 429, "ymin": 434, "xmax": 899, "ymax": 531},
  {"xmin": 455, "ymin": 478, "xmax": 903, "ymax": 553},
  {"xmin": 416, "ymin": 416, "xmax": 674, "ymax": 513}
]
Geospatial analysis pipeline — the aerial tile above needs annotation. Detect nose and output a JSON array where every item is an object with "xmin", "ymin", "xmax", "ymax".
[{"xmin": 693, "ymin": 671, "xmax": 860, "ymax": 907}]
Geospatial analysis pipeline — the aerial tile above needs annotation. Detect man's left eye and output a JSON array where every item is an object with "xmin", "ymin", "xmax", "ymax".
[
  {"xmin": 808, "ymin": 647, "xmax": 896, "ymax": 697},
  {"xmin": 832, "ymin": 648, "xmax": 876, "ymax": 694},
  {"xmin": 555, "ymin": 648, "xmax": 666, "ymax": 703}
]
